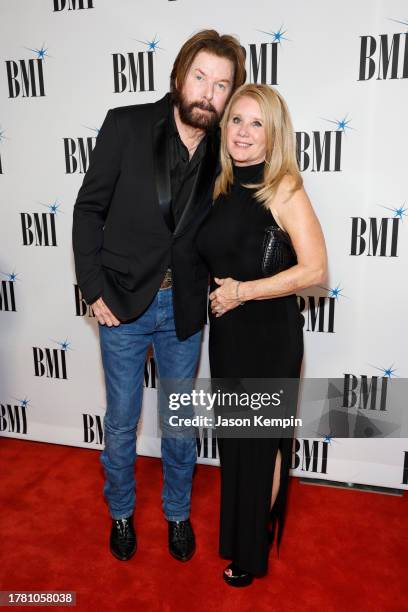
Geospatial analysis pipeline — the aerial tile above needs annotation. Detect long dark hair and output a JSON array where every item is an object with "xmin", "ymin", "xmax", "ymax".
[{"xmin": 170, "ymin": 29, "xmax": 246, "ymax": 97}]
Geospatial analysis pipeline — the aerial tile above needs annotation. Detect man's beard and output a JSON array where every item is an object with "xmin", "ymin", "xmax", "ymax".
[{"xmin": 173, "ymin": 89, "xmax": 220, "ymax": 131}]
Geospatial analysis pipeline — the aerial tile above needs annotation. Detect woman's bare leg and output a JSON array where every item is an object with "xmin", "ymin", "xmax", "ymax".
[{"xmin": 270, "ymin": 448, "xmax": 282, "ymax": 510}]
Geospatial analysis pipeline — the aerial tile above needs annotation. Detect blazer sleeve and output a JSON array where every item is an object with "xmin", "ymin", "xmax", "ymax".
[{"xmin": 72, "ymin": 108, "xmax": 122, "ymax": 305}]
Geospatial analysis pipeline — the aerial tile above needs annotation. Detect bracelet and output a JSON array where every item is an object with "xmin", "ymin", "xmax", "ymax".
[{"xmin": 235, "ymin": 281, "xmax": 244, "ymax": 306}]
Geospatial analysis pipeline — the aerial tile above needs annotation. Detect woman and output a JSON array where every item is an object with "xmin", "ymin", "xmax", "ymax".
[{"xmin": 196, "ymin": 83, "xmax": 327, "ymax": 586}]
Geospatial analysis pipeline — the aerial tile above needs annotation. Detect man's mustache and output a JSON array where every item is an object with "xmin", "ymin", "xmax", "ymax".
[{"xmin": 189, "ymin": 101, "xmax": 217, "ymax": 115}]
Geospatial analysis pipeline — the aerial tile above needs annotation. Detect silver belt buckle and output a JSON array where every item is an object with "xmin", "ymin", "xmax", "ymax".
[{"xmin": 160, "ymin": 268, "xmax": 172, "ymax": 289}]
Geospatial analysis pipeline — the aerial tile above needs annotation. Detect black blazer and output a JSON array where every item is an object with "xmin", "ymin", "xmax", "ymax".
[{"xmin": 72, "ymin": 94, "xmax": 218, "ymax": 340}]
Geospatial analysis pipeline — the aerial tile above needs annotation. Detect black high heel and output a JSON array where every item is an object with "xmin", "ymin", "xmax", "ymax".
[{"xmin": 223, "ymin": 562, "xmax": 253, "ymax": 587}]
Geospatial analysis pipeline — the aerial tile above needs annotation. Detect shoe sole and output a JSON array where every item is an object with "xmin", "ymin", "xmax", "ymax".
[
  {"xmin": 169, "ymin": 548, "xmax": 196, "ymax": 562},
  {"xmin": 223, "ymin": 573, "xmax": 253, "ymax": 587},
  {"xmin": 110, "ymin": 544, "xmax": 137, "ymax": 561}
]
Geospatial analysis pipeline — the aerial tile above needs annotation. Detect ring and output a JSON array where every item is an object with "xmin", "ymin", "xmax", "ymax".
[{"xmin": 216, "ymin": 306, "xmax": 222, "ymax": 312}]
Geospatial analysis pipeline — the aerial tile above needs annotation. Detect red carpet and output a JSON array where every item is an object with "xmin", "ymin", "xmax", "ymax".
[{"xmin": 0, "ymin": 437, "xmax": 407, "ymax": 612}]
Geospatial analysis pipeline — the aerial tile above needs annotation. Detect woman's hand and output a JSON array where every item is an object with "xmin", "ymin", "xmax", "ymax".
[{"xmin": 209, "ymin": 277, "xmax": 243, "ymax": 317}]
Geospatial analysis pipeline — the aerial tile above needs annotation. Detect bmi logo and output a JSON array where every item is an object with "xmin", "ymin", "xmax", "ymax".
[
  {"xmin": 0, "ymin": 397, "xmax": 29, "ymax": 435},
  {"xmin": 358, "ymin": 19, "xmax": 408, "ymax": 81},
  {"xmin": 298, "ymin": 284, "xmax": 345, "ymax": 333},
  {"xmin": 342, "ymin": 364, "xmax": 396, "ymax": 412},
  {"xmin": 296, "ymin": 115, "xmax": 353, "ymax": 172},
  {"xmin": 83, "ymin": 413, "xmax": 104, "ymax": 444},
  {"xmin": 33, "ymin": 338, "xmax": 71, "ymax": 379},
  {"xmin": 245, "ymin": 26, "xmax": 288, "ymax": 85},
  {"xmin": 53, "ymin": 0, "xmax": 94, "ymax": 10},
  {"xmin": 292, "ymin": 438, "xmax": 329, "ymax": 473},
  {"xmin": 74, "ymin": 284, "xmax": 95, "ymax": 317},
  {"xmin": 350, "ymin": 203, "xmax": 406, "ymax": 257},
  {"xmin": 196, "ymin": 428, "xmax": 218, "ymax": 459},
  {"xmin": 5, "ymin": 43, "xmax": 49, "ymax": 98},
  {"xmin": 64, "ymin": 124, "xmax": 98, "ymax": 174},
  {"xmin": 0, "ymin": 270, "xmax": 18, "ymax": 312},
  {"xmin": 20, "ymin": 199, "xmax": 61, "ymax": 246},
  {"xmin": 112, "ymin": 34, "xmax": 160, "ymax": 93}
]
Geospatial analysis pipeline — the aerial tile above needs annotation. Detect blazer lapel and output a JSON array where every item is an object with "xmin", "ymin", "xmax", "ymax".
[
  {"xmin": 173, "ymin": 131, "xmax": 219, "ymax": 238},
  {"xmin": 152, "ymin": 115, "xmax": 174, "ymax": 233}
]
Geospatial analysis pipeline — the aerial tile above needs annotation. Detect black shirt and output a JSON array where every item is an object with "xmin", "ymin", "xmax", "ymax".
[{"xmin": 168, "ymin": 104, "xmax": 207, "ymax": 229}]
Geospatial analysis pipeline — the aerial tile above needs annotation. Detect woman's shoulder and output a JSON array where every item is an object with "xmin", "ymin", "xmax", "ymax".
[
  {"xmin": 270, "ymin": 173, "xmax": 303, "ymax": 209},
  {"xmin": 276, "ymin": 173, "xmax": 302, "ymax": 197},
  {"xmin": 265, "ymin": 174, "xmax": 305, "ymax": 227}
]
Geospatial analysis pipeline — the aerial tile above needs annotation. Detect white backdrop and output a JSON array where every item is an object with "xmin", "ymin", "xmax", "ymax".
[{"xmin": 1, "ymin": 0, "xmax": 407, "ymax": 491}]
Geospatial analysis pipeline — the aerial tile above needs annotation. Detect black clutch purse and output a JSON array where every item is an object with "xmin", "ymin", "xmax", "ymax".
[{"xmin": 262, "ymin": 223, "xmax": 297, "ymax": 277}]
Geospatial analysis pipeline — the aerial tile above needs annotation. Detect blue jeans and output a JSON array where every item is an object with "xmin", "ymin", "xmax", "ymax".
[{"xmin": 99, "ymin": 287, "xmax": 202, "ymax": 521}]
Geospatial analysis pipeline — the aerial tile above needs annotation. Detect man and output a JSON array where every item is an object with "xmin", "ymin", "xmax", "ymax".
[{"xmin": 72, "ymin": 30, "xmax": 246, "ymax": 562}]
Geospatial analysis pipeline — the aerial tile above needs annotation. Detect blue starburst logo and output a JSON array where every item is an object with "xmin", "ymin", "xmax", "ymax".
[
  {"xmin": 388, "ymin": 17, "xmax": 408, "ymax": 31},
  {"xmin": 313, "ymin": 429, "xmax": 339, "ymax": 445},
  {"xmin": 257, "ymin": 25, "xmax": 290, "ymax": 44},
  {"xmin": 39, "ymin": 199, "xmax": 61, "ymax": 215},
  {"xmin": 0, "ymin": 270, "xmax": 19, "ymax": 282},
  {"xmin": 323, "ymin": 114, "xmax": 354, "ymax": 133},
  {"xmin": 319, "ymin": 283, "xmax": 347, "ymax": 300},
  {"xmin": 24, "ymin": 43, "xmax": 50, "ymax": 60},
  {"xmin": 48, "ymin": 200, "xmax": 60, "ymax": 214},
  {"xmin": 51, "ymin": 338, "xmax": 72, "ymax": 351},
  {"xmin": 379, "ymin": 203, "xmax": 407, "ymax": 221},
  {"xmin": 12, "ymin": 396, "xmax": 31, "ymax": 409},
  {"xmin": 134, "ymin": 34, "xmax": 163, "ymax": 52},
  {"xmin": 368, "ymin": 363, "xmax": 399, "ymax": 378}
]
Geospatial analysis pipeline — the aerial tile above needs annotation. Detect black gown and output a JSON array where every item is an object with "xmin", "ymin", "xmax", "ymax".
[{"xmin": 196, "ymin": 161, "xmax": 303, "ymax": 576}]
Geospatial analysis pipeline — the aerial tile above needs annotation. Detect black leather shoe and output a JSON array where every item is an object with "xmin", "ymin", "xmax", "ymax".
[
  {"xmin": 223, "ymin": 562, "xmax": 253, "ymax": 587},
  {"xmin": 168, "ymin": 519, "xmax": 195, "ymax": 562},
  {"xmin": 110, "ymin": 515, "xmax": 137, "ymax": 561}
]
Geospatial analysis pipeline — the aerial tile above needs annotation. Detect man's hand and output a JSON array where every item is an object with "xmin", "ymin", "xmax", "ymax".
[{"xmin": 91, "ymin": 297, "xmax": 121, "ymax": 326}]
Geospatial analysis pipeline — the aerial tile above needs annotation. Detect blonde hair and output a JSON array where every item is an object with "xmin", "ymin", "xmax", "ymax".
[{"xmin": 214, "ymin": 83, "xmax": 303, "ymax": 206}]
